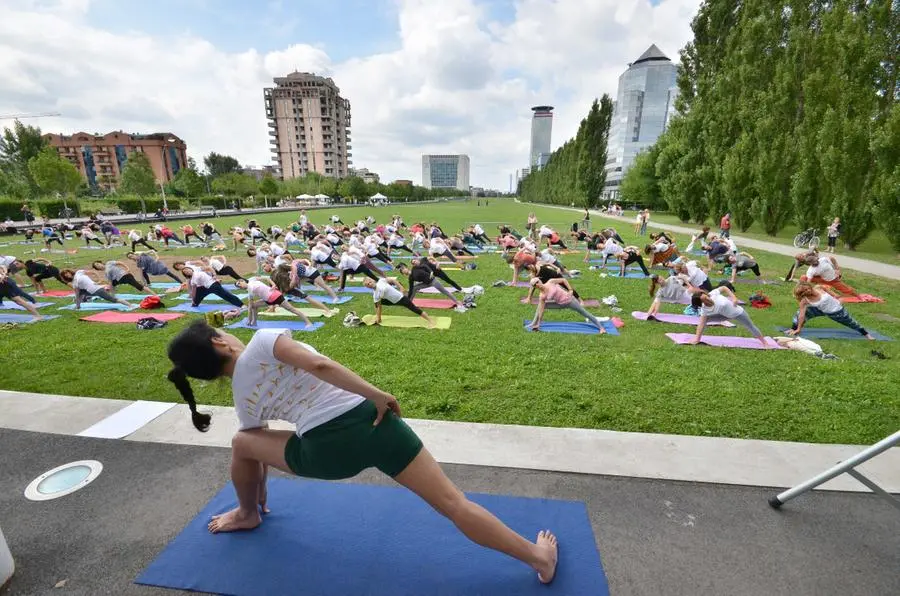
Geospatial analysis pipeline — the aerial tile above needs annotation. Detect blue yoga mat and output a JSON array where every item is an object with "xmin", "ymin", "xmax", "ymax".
[
  {"xmin": 0, "ymin": 301, "xmax": 53, "ymax": 310},
  {"xmin": 523, "ymin": 319, "xmax": 620, "ymax": 336},
  {"xmin": 601, "ymin": 271, "xmax": 649, "ymax": 279},
  {"xmin": 150, "ymin": 282, "xmax": 182, "ymax": 289},
  {"xmin": 0, "ymin": 314, "xmax": 60, "ymax": 323},
  {"xmin": 289, "ymin": 294, "xmax": 354, "ymax": 305},
  {"xmin": 775, "ymin": 326, "xmax": 893, "ymax": 341},
  {"xmin": 136, "ymin": 478, "xmax": 608, "ymax": 596},
  {"xmin": 174, "ymin": 293, "xmax": 249, "ymax": 301},
  {"xmin": 109, "ymin": 293, "xmax": 152, "ymax": 301},
  {"xmin": 225, "ymin": 319, "xmax": 324, "ymax": 332},
  {"xmin": 331, "ymin": 286, "xmax": 373, "ymax": 294},
  {"xmin": 168, "ymin": 302, "xmax": 242, "ymax": 313},
  {"xmin": 58, "ymin": 302, "xmax": 134, "ymax": 311}
]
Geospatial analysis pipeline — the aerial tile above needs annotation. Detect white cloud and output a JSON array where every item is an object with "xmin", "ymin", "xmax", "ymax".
[{"xmin": 0, "ymin": 0, "xmax": 700, "ymax": 189}]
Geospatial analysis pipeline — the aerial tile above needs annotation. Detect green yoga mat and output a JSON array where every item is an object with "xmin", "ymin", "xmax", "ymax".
[
  {"xmin": 259, "ymin": 307, "xmax": 339, "ymax": 318},
  {"xmin": 361, "ymin": 314, "xmax": 451, "ymax": 329}
]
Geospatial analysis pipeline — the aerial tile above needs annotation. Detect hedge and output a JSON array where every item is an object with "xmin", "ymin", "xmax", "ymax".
[{"xmin": 0, "ymin": 198, "xmax": 81, "ymax": 220}]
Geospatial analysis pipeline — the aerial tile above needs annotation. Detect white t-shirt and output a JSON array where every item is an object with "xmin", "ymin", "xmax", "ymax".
[
  {"xmin": 538, "ymin": 248, "xmax": 555, "ymax": 264},
  {"xmin": 104, "ymin": 261, "xmax": 127, "ymax": 282},
  {"xmin": 0, "ymin": 255, "xmax": 15, "ymax": 268},
  {"xmin": 72, "ymin": 270, "xmax": 102, "ymax": 293},
  {"xmin": 806, "ymin": 258, "xmax": 837, "ymax": 282},
  {"xmin": 601, "ymin": 241, "xmax": 623, "ymax": 257},
  {"xmin": 326, "ymin": 233, "xmax": 341, "ymax": 245},
  {"xmin": 349, "ymin": 236, "xmax": 364, "ymax": 250},
  {"xmin": 330, "ymin": 215, "xmax": 341, "ymax": 223},
  {"xmin": 339, "ymin": 252, "xmax": 361, "ymax": 271},
  {"xmin": 685, "ymin": 262, "xmax": 708, "ymax": 287},
  {"xmin": 363, "ymin": 238, "xmax": 380, "ymax": 256},
  {"xmin": 255, "ymin": 249, "xmax": 270, "ymax": 266},
  {"xmin": 189, "ymin": 269, "xmax": 215, "ymax": 288},
  {"xmin": 128, "ymin": 230, "xmax": 142, "ymax": 242},
  {"xmin": 270, "ymin": 244, "xmax": 285, "ymax": 257},
  {"xmin": 655, "ymin": 274, "xmax": 691, "ymax": 302},
  {"xmin": 310, "ymin": 246, "xmax": 331, "ymax": 263},
  {"xmin": 388, "ymin": 234, "xmax": 405, "ymax": 247},
  {"xmin": 519, "ymin": 238, "xmax": 537, "ymax": 252},
  {"xmin": 299, "ymin": 214, "xmax": 308, "ymax": 225},
  {"xmin": 702, "ymin": 288, "xmax": 743, "ymax": 319},
  {"xmin": 538, "ymin": 225, "xmax": 553, "ymax": 238},
  {"xmin": 809, "ymin": 291, "xmax": 842, "ymax": 314},
  {"xmin": 473, "ymin": 224, "xmax": 484, "ymax": 235},
  {"xmin": 247, "ymin": 278, "xmax": 275, "ymax": 301},
  {"xmin": 373, "ymin": 278, "xmax": 404, "ymax": 304},
  {"xmin": 232, "ymin": 329, "xmax": 366, "ymax": 436},
  {"xmin": 428, "ymin": 239, "xmax": 448, "ymax": 256},
  {"xmin": 285, "ymin": 232, "xmax": 299, "ymax": 244},
  {"xmin": 270, "ymin": 226, "xmax": 282, "ymax": 235},
  {"xmin": 324, "ymin": 225, "xmax": 335, "ymax": 234},
  {"xmin": 208, "ymin": 257, "xmax": 225, "ymax": 273}
]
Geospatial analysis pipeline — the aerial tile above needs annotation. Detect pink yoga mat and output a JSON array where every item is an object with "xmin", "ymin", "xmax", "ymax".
[
  {"xmin": 412, "ymin": 298, "xmax": 456, "ymax": 309},
  {"xmin": 39, "ymin": 290, "xmax": 75, "ymax": 297},
  {"xmin": 632, "ymin": 311, "xmax": 735, "ymax": 327},
  {"xmin": 665, "ymin": 333, "xmax": 783, "ymax": 350},
  {"xmin": 676, "ymin": 296, "xmax": 746, "ymax": 305},
  {"xmin": 520, "ymin": 297, "xmax": 601, "ymax": 307},
  {"xmin": 840, "ymin": 294, "xmax": 884, "ymax": 304},
  {"xmin": 80, "ymin": 311, "xmax": 185, "ymax": 323}
]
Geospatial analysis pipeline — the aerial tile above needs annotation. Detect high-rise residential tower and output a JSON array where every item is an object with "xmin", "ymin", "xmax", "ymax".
[
  {"xmin": 422, "ymin": 155, "xmax": 470, "ymax": 191},
  {"xmin": 529, "ymin": 105, "xmax": 554, "ymax": 169},
  {"xmin": 264, "ymin": 72, "xmax": 351, "ymax": 180},
  {"xmin": 602, "ymin": 45, "xmax": 678, "ymax": 200}
]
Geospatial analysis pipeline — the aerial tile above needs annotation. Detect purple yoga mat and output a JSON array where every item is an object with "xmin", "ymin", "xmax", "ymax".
[
  {"xmin": 632, "ymin": 311, "xmax": 735, "ymax": 327},
  {"xmin": 665, "ymin": 333, "xmax": 783, "ymax": 350},
  {"xmin": 732, "ymin": 278, "xmax": 781, "ymax": 285},
  {"xmin": 676, "ymin": 297, "xmax": 746, "ymax": 305}
]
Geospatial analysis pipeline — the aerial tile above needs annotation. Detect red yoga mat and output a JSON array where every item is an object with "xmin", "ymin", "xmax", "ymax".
[
  {"xmin": 79, "ymin": 311, "xmax": 185, "ymax": 323},
  {"xmin": 39, "ymin": 290, "xmax": 75, "ymax": 297},
  {"xmin": 840, "ymin": 294, "xmax": 884, "ymax": 304},
  {"xmin": 412, "ymin": 298, "xmax": 457, "ymax": 309}
]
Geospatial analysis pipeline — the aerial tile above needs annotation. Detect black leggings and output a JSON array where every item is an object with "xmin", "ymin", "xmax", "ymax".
[
  {"xmin": 251, "ymin": 234, "xmax": 268, "ymax": 245},
  {"xmin": 164, "ymin": 234, "xmax": 185, "ymax": 246},
  {"xmin": 315, "ymin": 255, "xmax": 339, "ymax": 269},
  {"xmin": 132, "ymin": 239, "xmax": 154, "ymax": 252},
  {"xmin": 217, "ymin": 265, "xmax": 246, "ymax": 281},
  {"xmin": 45, "ymin": 236, "xmax": 64, "ymax": 246},
  {"xmin": 370, "ymin": 250, "xmax": 392, "ymax": 264},
  {"xmin": 34, "ymin": 267, "xmax": 65, "ymax": 285},
  {"xmin": 141, "ymin": 269, "xmax": 181, "ymax": 286},
  {"xmin": 434, "ymin": 249, "xmax": 458, "ymax": 263},
  {"xmin": 550, "ymin": 239, "xmax": 568, "ymax": 249},
  {"xmin": 113, "ymin": 273, "xmax": 146, "ymax": 292},
  {"xmin": 1, "ymin": 279, "xmax": 35, "ymax": 303},
  {"xmin": 85, "ymin": 237, "xmax": 104, "ymax": 245},
  {"xmin": 738, "ymin": 264, "xmax": 761, "ymax": 277},
  {"xmin": 184, "ymin": 232, "xmax": 202, "ymax": 243},
  {"xmin": 699, "ymin": 278, "xmax": 714, "ymax": 292},
  {"xmin": 382, "ymin": 296, "xmax": 423, "ymax": 316},
  {"xmin": 391, "ymin": 244, "xmax": 414, "ymax": 254},
  {"xmin": 623, "ymin": 253, "xmax": 650, "ymax": 276},
  {"xmin": 192, "ymin": 282, "xmax": 244, "ymax": 307},
  {"xmin": 454, "ymin": 246, "xmax": 475, "ymax": 256},
  {"xmin": 78, "ymin": 288, "xmax": 118, "ymax": 303},
  {"xmin": 432, "ymin": 267, "xmax": 462, "ymax": 291},
  {"xmin": 339, "ymin": 265, "xmax": 380, "ymax": 290}
]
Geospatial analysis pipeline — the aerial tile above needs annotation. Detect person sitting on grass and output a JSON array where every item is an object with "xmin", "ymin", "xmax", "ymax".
[
  {"xmin": 528, "ymin": 277, "xmax": 606, "ymax": 333},
  {"xmin": 235, "ymin": 277, "xmax": 313, "ymax": 329},
  {"xmin": 91, "ymin": 260, "xmax": 154, "ymax": 295},
  {"xmin": 59, "ymin": 268, "xmax": 135, "ymax": 310},
  {"xmin": 363, "ymin": 276, "xmax": 436, "ymax": 328},
  {"xmin": 788, "ymin": 282, "xmax": 874, "ymax": 340},
  {"xmin": 689, "ymin": 287, "xmax": 771, "ymax": 347},
  {"xmin": 0, "ymin": 266, "xmax": 42, "ymax": 320}
]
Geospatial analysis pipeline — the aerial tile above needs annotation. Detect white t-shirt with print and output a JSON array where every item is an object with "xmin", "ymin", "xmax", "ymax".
[
  {"xmin": 232, "ymin": 329, "xmax": 365, "ymax": 436},
  {"xmin": 702, "ymin": 288, "xmax": 743, "ymax": 319},
  {"xmin": 373, "ymin": 278, "xmax": 404, "ymax": 304}
]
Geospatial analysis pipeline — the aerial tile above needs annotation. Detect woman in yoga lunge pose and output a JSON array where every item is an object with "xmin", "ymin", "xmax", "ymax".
[
  {"xmin": 528, "ymin": 277, "xmax": 605, "ymax": 332},
  {"xmin": 337, "ymin": 246, "xmax": 382, "ymax": 291},
  {"xmin": 425, "ymin": 237, "xmax": 457, "ymax": 263},
  {"xmin": 363, "ymin": 277, "xmax": 437, "ymax": 327},
  {"xmin": 182, "ymin": 265, "xmax": 245, "ymax": 308},
  {"xmin": 510, "ymin": 248, "xmax": 537, "ymax": 285},
  {"xmin": 671, "ymin": 260, "xmax": 713, "ymax": 292},
  {"xmin": 690, "ymin": 287, "xmax": 770, "ymax": 347},
  {"xmin": 80, "ymin": 225, "xmax": 105, "ymax": 246},
  {"xmin": 60, "ymin": 269, "xmax": 135, "ymax": 310},
  {"xmin": 157, "ymin": 225, "xmax": 185, "ymax": 247},
  {"xmin": 386, "ymin": 231, "xmax": 415, "ymax": 256},
  {"xmin": 396, "ymin": 262, "xmax": 467, "ymax": 312},
  {"xmin": 268, "ymin": 225, "xmax": 284, "ymax": 241},
  {"xmin": 128, "ymin": 252, "xmax": 183, "ymax": 286},
  {"xmin": 166, "ymin": 324, "xmax": 559, "ymax": 583},
  {"xmin": 274, "ymin": 259, "xmax": 338, "ymax": 300},
  {"xmin": 363, "ymin": 234, "xmax": 392, "ymax": 265},
  {"xmin": 235, "ymin": 277, "xmax": 313, "ymax": 328},
  {"xmin": 128, "ymin": 229, "xmax": 154, "ymax": 252},
  {"xmin": 201, "ymin": 256, "xmax": 246, "ymax": 282},
  {"xmin": 645, "ymin": 240, "xmax": 679, "ymax": 268},
  {"xmin": 310, "ymin": 239, "xmax": 340, "ymax": 269},
  {"xmin": 727, "ymin": 253, "xmax": 761, "ymax": 283},
  {"xmin": 181, "ymin": 224, "xmax": 202, "ymax": 244},
  {"xmin": 0, "ymin": 266, "xmax": 43, "ymax": 320},
  {"xmin": 788, "ymin": 282, "xmax": 874, "ymax": 340},
  {"xmin": 24, "ymin": 259, "xmax": 66, "ymax": 293},
  {"xmin": 798, "ymin": 253, "xmax": 858, "ymax": 297},
  {"xmin": 447, "ymin": 235, "xmax": 475, "ymax": 256},
  {"xmin": 610, "ymin": 244, "xmax": 651, "ymax": 277},
  {"xmin": 265, "ymin": 264, "xmax": 338, "ymax": 315},
  {"xmin": 524, "ymin": 262, "xmax": 581, "ymax": 303},
  {"xmin": 92, "ymin": 260, "xmax": 153, "ymax": 294},
  {"xmin": 645, "ymin": 274, "xmax": 696, "ymax": 319}
]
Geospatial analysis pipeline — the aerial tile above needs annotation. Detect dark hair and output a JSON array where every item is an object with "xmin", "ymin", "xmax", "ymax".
[
  {"xmin": 91, "ymin": 260, "xmax": 104, "ymax": 269},
  {"xmin": 691, "ymin": 294, "xmax": 704, "ymax": 309},
  {"xmin": 167, "ymin": 320, "xmax": 226, "ymax": 432},
  {"xmin": 270, "ymin": 264, "xmax": 292, "ymax": 293},
  {"xmin": 649, "ymin": 274, "xmax": 660, "ymax": 297},
  {"xmin": 59, "ymin": 269, "xmax": 75, "ymax": 282}
]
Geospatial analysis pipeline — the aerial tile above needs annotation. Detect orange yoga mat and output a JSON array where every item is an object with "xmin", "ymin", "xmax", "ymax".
[{"xmin": 79, "ymin": 311, "xmax": 185, "ymax": 323}]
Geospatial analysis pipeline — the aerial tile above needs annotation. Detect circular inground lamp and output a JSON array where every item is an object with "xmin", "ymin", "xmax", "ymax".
[{"xmin": 24, "ymin": 461, "xmax": 103, "ymax": 502}]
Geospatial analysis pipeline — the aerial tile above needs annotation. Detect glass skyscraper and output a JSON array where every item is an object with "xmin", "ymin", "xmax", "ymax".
[
  {"xmin": 422, "ymin": 155, "xmax": 470, "ymax": 191},
  {"xmin": 530, "ymin": 106, "xmax": 554, "ymax": 169},
  {"xmin": 603, "ymin": 45, "xmax": 678, "ymax": 200}
]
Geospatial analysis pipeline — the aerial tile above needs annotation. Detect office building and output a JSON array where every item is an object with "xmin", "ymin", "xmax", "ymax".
[
  {"xmin": 422, "ymin": 155, "xmax": 470, "ymax": 190},
  {"xmin": 264, "ymin": 71, "xmax": 351, "ymax": 180},
  {"xmin": 603, "ymin": 44, "xmax": 678, "ymax": 200},
  {"xmin": 349, "ymin": 167, "xmax": 380, "ymax": 184},
  {"xmin": 529, "ymin": 106, "xmax": 554, "ymax": 169},
  {"xmin": 43, "ymin": 131, "xmax": 186, "ymax": 191}
]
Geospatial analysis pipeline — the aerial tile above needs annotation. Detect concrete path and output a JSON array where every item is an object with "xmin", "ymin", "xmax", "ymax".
[
  {"xmin": 2, "ymin": 390, "xmax": 898, "ymax": 494},
  {"xmin": 530, "ymin": 202, "xmax": 900, "ymax": 280}
]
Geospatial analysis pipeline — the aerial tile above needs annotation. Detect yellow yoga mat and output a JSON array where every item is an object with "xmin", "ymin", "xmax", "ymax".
[
  {"xmin": 361, "ymin": 314, "xmax": 451, "ymax": 329},
  {"xmin": 259, "ymin": 307, "xmax": 339, "ymax": 318}
]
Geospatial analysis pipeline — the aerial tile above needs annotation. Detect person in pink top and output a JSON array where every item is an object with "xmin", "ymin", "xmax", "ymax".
[{"xmin": 528, "ymin": 277, "xmax": 606, "ymax": 332}]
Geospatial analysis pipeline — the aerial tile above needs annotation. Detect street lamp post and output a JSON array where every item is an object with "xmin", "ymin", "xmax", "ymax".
[{"xmin": 160, "ymin": 136, "xmax": 177, "ymax": 211}]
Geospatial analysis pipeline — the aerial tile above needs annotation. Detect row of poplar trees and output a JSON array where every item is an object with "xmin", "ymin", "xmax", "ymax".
[
  {"xmin": 517, "ymin": 96, "xmax": 614, "ymax": 209},
  {"xmin": 619, "ymin": 0, "xmax": 898, "ymax": 250}
]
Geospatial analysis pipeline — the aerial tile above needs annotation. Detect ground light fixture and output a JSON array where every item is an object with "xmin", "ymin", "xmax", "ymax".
[{"xmin": 23, "ymin": 461, "xmax": 103, "ymax": 502}]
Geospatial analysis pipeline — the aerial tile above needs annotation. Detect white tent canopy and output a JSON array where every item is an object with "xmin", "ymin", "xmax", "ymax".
[
  {"xmin": 370, "ymin": 192, "xmax": 387, "ymax": 200},
  {"xmin": 296, "ymin": 194, "xmax": 313, "ymax": 199},
  {"xmin": 313, "ymin": 193, "xmax": 330, "ymax": 199}
]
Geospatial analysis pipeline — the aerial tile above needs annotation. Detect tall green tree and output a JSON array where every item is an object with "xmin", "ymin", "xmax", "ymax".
[
  {"xmin": 119, "ymin": 151, "xmax": 158, "ymax": 196},
  {"xmin": 339, "ymin": 176, "xmax": 367, "ymax": 200},
  {"xmin": 258, "ymin": 174, "xmax": 278, "ymax": 199},
  {"xmin": 576, "ymin": 95, "xmax": 614, "ymax": 208},
  {"xmin": 211, "ymin": 172, "xmax": 257, "ymax": 197},
  {"xmin": 203, "ymin": 152, "xmax": 241, "ymax": 177},
  {"xmin": 0, "ymin": 120, "xmax": 48, "ymax": 197},
  {"xmin": 170, "ymin": 163, "xmax": 206, "ymax": 197},
  {"xmin": 619, "ymin": 146, "xmax": 662, "ymax": 209},
  {"xmin": 27, "ymin": 147, "xmax": 82, "ymax": 196}
]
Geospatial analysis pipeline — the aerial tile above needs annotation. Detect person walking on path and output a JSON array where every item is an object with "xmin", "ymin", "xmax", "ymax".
[
  {"xmin": 826, "ymin": 218, "xmax": 841, "ymax": 253},
  {"xmin": 719, "ymin": 213, "xmax": 731, "ymax": 239}
]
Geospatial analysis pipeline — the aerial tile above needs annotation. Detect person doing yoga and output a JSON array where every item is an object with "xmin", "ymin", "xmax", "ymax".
[
  {"xmin": 364, "ymin": 277, "xmax": 437, "ymax": 327},
  {"xmin": 645, "ymin": 239, "xmax": 679, "ymax": 267},
  {"xmin": 671, "ymin": 260, "xmax": 712, "ymax": 292},
  {"xmin": 386, "ymin": 231, "xmax": 415, "ymax": 255},
  {"xmin": 690, "ymin": 287, "xmax": 771, "ymax": 347},
  {"xmin": 128, "ymin": 252, "xmax": 183, "ymax": 286},
  {"xmin": 92, "ymin": 260, "xmax": 153, "ymax": 294},
  {"xmin": 156, "ymin": 225, "xmax": 185, "ymax": 247},
  {"xmin": 528, "ymin": 278, "xmax": 606, "ymax": 332},
  {"xmin": 60, "ymin": 269, "xmax": 135, "ymax": 310},
  {"xmin": 266, "ymin": 264, "xmax": 339, "ymax": 315},
  {"xmin": 80, "ymin": 225, "xmax": 104, "ymax": 246},
  {"xmin": 280, "ymin": 259, "xmax": 338, "ymax": 300},
  {"xmin": 24, "ymin": 259, "xmax": 66, "ymax": 293},
  {"xmin": 396, "ymin": 262, "xmax": 467, "ymax": 312},
  {"xmin": 310, "ymin": 240, "xmax": 340, "ymax": 269},
  {"xmin": 235, "ymin": 277, "xmax": 313, "ymax": 328},
  {"xmin": 338, "ymin": 246, "xmax": 381, "ymax": 291},
  {"xmin": 128, "ymin": 229, "xmax": 154, "ymax": 252},
  {"xmin": 363, "ymin": 234, "xmax": 392, "ymax": 265},
  {"xmin": 182, "ymin": 265, "xmax": 245, "ymax": 308},
  {"xmin": 203, "ymin": 256, "xmax": 246, "ymax": 281},
  {"xmin": 537, "ymin": 248, "xmax": 569, "ymax": 276},
  {"xmin": 511, "ymin": 248, "xmax": 537, "ymax": 285},
  {"xmin": 612, "ymin": 244, "xmax": 651, "ymax": 276},
  {"xmin": 447, "ymin": 236, "xmax": 475, "ymax": 256},
  {"xmin": 645, "ymin": 274, "xmax": 696, "ymax": 319},
  {"xmin": 425, "ymin": 237, "xmax": 457, "ymax": 263},
  {"xmin": 165, "ymin": 323, "xmax": 560, "ymax": 583},
  {"xmin": 525, "ymin": 262, "xmax": 581, "ymax": 303},
  {"xmin": 727, "ymin": 253, "xmax": 761, "ymax": 283},
  {"xmin": 788, "ymin": 282, "xmax": 874, "ymax": 340},
  {"xmin": 799, "ymin": 253, "xmax": 858, "ymax": 297},
  {"xmin": 0, "ymin": 266, "xmax": 43, "ymax": 320}
]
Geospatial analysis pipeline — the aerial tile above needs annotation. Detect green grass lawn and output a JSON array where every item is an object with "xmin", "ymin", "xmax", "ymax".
[{"xmin": 1, "ymin": 199, "xmax": 897, "ymax": 445}]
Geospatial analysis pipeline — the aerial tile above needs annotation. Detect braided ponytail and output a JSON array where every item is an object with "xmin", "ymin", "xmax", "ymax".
[{"xmin": 167, "ymin": 367, "xmax": 211, "ymax": 432}]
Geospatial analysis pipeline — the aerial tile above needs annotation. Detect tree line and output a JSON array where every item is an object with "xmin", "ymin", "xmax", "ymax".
[{"xmin": 619, "ymin": 0, "xmax": 898, "ymax": 250}]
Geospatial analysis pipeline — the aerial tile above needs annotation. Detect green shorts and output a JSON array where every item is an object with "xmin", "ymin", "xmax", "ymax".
[{"xmin": 284, "ymin": 401, "xmax": 423, "ymax": 480}]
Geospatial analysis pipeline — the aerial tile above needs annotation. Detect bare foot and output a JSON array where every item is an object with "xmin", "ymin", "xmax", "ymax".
[
  {"xmin": 534, "ymin": 530, "xmax": 559, "ymax": 584},
  {"xmin": 865, "ymin": 334, "xmax": 875, "ymax": 340},
  {"xmin": 259, "ymin": 489, "xmax": 270, "ymax": 515},
  {"xmin": 208, "ymin": 507, "xmax": 261, "ymax": 533}
]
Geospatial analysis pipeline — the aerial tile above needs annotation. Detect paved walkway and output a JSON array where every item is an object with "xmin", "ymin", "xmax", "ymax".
[
  {"xmin": 2, "ymin": 390, "xmax": 897, "ymax": 493},
  {"xmin": 530, "ymin": 203, "xmax": 900, "ymax": 280}
]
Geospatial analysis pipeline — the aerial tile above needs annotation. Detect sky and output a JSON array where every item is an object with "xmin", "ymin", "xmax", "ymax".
[{"xmin": 0, "ymin": 0, "xmax": 700, "ymax": 190}]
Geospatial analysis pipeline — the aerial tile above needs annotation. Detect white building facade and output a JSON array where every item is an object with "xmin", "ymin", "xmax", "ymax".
[{"xmin": 422, "ymin": 154, "xmax": 470, "ymax": 191}]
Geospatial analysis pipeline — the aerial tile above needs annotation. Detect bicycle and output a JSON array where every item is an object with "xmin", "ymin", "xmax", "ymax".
[{"xmin": 793, "ymin": 228, "xmax": 820, "ymax": 250}]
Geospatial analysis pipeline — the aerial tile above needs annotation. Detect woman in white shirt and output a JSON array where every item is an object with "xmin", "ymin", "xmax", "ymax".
[
  {"xmin": 386, "ymin": 232, "xmax": 414, "ymax": 256},
  {"xmin": 363, "ymin": 235, "xmax": 392, "ymax": 265},
  {"xmin": 166, "ymin": 323, "xmax": 559, "ymax": 583},
  {"xmin": 424, "ymin": 237, "xmax": 457, "ymax": 263},
  {"xmin": 267, "ymin": 225, "xmax": 283, "ymax": 241},
  {"xmin": 128, "ymin": 229, "xmax": 154, "ymax": 252},
  {"xmin": 59, "ymin": 268, "xmax": 135, "ymax": 309},
  {"xmin": 310, "ymin": 241, "xmax": 339, "ymax": 269},
  {"xmin": 91, "ymin": 260, "xmax": 152, "ymax": 294},
  {"xmin": 337, "ymin": 246, "xmax": 381, "ymax": 291},
  {"xmin": 788, "ymin": 282, "xmax": 873, "ymax": 339},
  {"xmin": 80, "ymin": 226, "xmax": 104, "ymax": 246},
  {"xmin": 690, "ymin": 287, "xmax": 770, "ymax": 347},
  {"xmin": 201, "ymin": 255, "xmax": 246, "ymax": 281},
  {"xmin": 181, "ymin": 265, "xmax": 244, "ymax": 308},
  {"xmin": 235, "ymin": 277, "xmax": 312, "ymax": 328},
  {"xmin": 284, "ymin": 230, "xmax": 302, "ymax": 248},
  {"xmin": 646, "ymin": 273, "xmax": 696, "ymax": 319},
  {"xmin": 363, "ymin": 277, "xmax": 436, "ymax": 327}
]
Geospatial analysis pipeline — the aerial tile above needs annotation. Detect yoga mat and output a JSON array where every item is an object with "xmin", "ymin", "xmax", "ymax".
[
  {"xmin": 731, "ymin": 278, "xmax": 780, "ymax": 285},
  {"xmin": 58, "ymin": 302, "xmax": 135, "ymax": 311},
  {"xmin": 79, "ymin": 311, "xmax": 185, "ymax": 323},
  {"xmin": 839, "ymin": 294, "xmax": 884, "ymax": 304},
  {"xmin": 136, "ymin": 478, "xmax": 608, "ymax": 596},
  {"xmin": 225, "ymin": 319, "xmax": 324, "ymax": 332},
  {"xmin": 412, "ymin": 298, "xmax": 457, "ymax": 309},
  {"xmin": 150, "ymin": 282, "xmax": 182, "ymax": 289},
  {"xmin": 522, "ymin": 319, "xmax": 620, "ymax": 336},
  {"xmin": 168, "ymin": 302, "xmax": 242, "ymax": 313},
  {"xmin": 331, "ymin": 286, "xmax": 373, "ymax": 294},
  {"xmin": 174, "ymin": 293, "xmax": 249, "ymax": 301},
  {"xmin": 109, "ymin": 293, "xmax": 154, "ymax": 301},
  {"xmin": 420, "ymin": 286, "xmax": 461, "ymax": 294},
  {"xmin": 505, "ymin": 281, "xmax": 531, "ymax": 288},
  {"xmin": 77, "ymin": 401, "xmax": 177, "ymax": 439},
  {"xmin": 601, "ymin": 271, "xmax": 649, "ymax": 279},
  {"xmin": 37, "ymin": 289, "xmax": 74, "ymax": 297},
  {"xmin": 775, "ymin": 326, "xmax": 893, "ymax": 341},
  {"xmin": 676, "ymin": 296, "xmax": 746, "ymax": 306},
  {"xmin": 361, "ymin": 314, "xmax": 452, "ymax": 329},
  {"xmin": 520, "ymin": 297, "xmax": 601, "ymax": 307},
  {"xmin": 0, "ymin": 314, "xmax": 59, "ymax": 323},
  {"xmin": 665, "ymin": 333, "xmax": 783, "ymax": 350},
  {"xmin": 259, "ymin": 307, "xmax": 338, "ymax": 318},
  {"xmin": 631, "ymin": 311, "xmax": 735, "ymax": 327},
  {"xmin": 292, "ymin": 295, "xmax": 354, "ymax": 305},
  {"xmin": 0, "ymin": 301, "xmax": 53, "ymax": 311}
]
